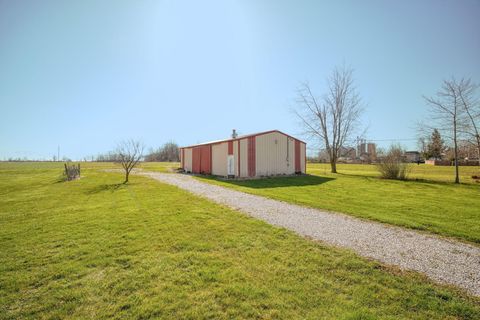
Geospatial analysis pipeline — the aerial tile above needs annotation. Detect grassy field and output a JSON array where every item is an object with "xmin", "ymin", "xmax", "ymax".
[
  {"xmin": 139, "ymin": 161, "xmax": 179, "ymax": 173},
  {"xmin": 194, "ymin": 163, "xmax": 480, "ymax": 244},
  {"xmin": 307, "ymin": 163, "xmax": 480, "ymax": 184},
  {"xmin": 1, "ymin": 162, "xmax": 479, "ymax": 319}
]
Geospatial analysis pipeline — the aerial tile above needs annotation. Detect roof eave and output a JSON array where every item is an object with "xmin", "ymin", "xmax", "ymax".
[{"xmin": 180, "ymin": 130, "xmax": 306, "ymax": 149}]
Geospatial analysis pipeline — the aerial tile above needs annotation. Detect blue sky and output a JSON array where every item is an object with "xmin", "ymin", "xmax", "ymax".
[{"xmin": 0, "ymin": 0, "xmax": 479, "ymax": 159}]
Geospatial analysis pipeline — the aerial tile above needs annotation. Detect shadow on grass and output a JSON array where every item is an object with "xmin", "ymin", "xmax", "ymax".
[
  {"xmin": 84, "ymin": 183, "xmax": 125, "ymax": 194},
  {"xmin": 334, "ymin": 172, "xmax": 378, "ymax": 179},
  {"xmin": 53, "ymin": 176, "xmax": 81, "ymax": 184},
  {"xmin": 405, "ymin": 177, "xmax": 479, "ymax": 187},
  {"xmin": 198, "ymin": 174, "xmax": 334, "ymax": 189}
]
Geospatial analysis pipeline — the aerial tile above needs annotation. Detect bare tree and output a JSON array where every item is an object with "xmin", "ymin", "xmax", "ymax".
[
  {"xmin": 295, "ymin": 65, "xmax": 364, "ymax": 173},
  {"xmin": 417, "ymin": 137, "xmax": 429, "ymax": 160},
  {"xmin": 456, "ymin": 78, "xmax": 480, "ymax": 165},
  {"xmin": 116, "ymin": 139, "xmax": 144, "ymax": 183},
  {"xmin": 144, "ymin": 141, "xmax": 180, "ymax": 162},
  {"xmin": 423, "ymin": 79, "xmax": 466, "ymax": 183}
]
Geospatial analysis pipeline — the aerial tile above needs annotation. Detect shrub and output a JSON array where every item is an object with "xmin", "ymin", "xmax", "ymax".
[
  {"xmin": 64, "ymin": 163, "xmax": 80, "ymax": 181},
  {"xmin": 376, "ymin": 145, "xmax": 410, "ymax": 180}
]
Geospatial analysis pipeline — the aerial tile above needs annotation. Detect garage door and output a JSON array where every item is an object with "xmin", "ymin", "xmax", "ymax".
[{"xmin": 192, "ymin": 145, "xmax": 211, "ymax": 174}]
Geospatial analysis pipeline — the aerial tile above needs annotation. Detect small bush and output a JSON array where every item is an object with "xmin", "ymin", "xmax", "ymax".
[
  {"xmin": 376, "ymin": 145, "xmax": 410, "ymax": 180},
  {"xmin": 64, "ymin": 163, "xmax": 80, "ymax": 181}
]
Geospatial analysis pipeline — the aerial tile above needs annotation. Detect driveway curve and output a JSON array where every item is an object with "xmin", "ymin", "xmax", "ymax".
[{"xmin": 140, "ymin": 171, "xmax": 480, "ymax": 296}]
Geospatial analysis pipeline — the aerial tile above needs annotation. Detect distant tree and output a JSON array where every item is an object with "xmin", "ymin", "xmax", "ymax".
[
  {"xmin": 295, "ymin": 65, "xmax": 364, "ymax": 173},
  {"xmin": 424, "ymin": 79, "xmax": 465, "ymax": 183},
  {"xmin": 96, "ymin": 151, "xmax": 121, "ymax": 162},
  {"xmin": 427, "ymin": 129, "xmax": 445, "ymax": 160},
  {"xmin": 165, "ymin": 141, "xmax": 180, "ymax": 161},
  {"xmin": 144, "ymin": 141, "xmax": 179, "ymax": 162},
  {"xmin": 456, "ymin": 78, "xmax": 480, "ymax": 165},
  {"xmin": 116, "ymin": 139, "xmax": 144, "ymax": 183},
  {"xmin": 417, "ymin": 137, "xmax": 429, "ymax": 160}
]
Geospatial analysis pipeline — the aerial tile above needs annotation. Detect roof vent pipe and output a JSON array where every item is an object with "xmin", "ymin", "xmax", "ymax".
[{"xmin": 231, "ymin": 129, "xmax": 238, "ymax": 139}]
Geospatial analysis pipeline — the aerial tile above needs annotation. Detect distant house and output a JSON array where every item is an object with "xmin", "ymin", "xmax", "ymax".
[
  {"xmin": 180, "ymin": 130, "xmax": 306, "ymax": 178},
  {"xmin": 319, "ymin": 146, "xmax": 356, "ymax": 162},
  {"xmin": 340, "ymin": 146, "xmax": 357, "ymax": 160},
  {"xmin": 405, "ymin": 151, "xmax": 421, "ymax": 163}
]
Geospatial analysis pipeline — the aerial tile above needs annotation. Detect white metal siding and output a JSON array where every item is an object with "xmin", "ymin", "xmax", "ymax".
[
  {"xmin": 255, "ymin": 132, "xmax": 295, "ymax": 176},
  {"xmin": 184, "ymin": 148, "xmax": 193, "ymax": 172},
  {"xmin": 233, "ymin": 140, "xmax": 239, "ymax": 177},
  {"xmin": 212, "ymin": 142, "xmax": 228, "ymax": 176}
]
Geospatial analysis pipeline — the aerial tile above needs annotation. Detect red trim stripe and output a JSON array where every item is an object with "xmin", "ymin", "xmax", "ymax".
[
  {"xmin": 237, "ymin": 140, "xmax": 241, "ymax": 177},
  {"xmin": 192, "ymin": 147, "xmax": 200, "ymax": 173},
  {"xmin": 247, "ymin": 136, "xmax": 256, "ymax": 177},
  {"xmin": 192, "ymin": 145, "xmax": 212, "ymax": 174}
]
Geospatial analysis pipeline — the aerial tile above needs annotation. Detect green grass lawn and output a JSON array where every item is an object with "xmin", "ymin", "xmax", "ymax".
[
  {"xmin": 196, "ymin": 163, "xmax": 480, "ymax": 244},
  {"xmin": 1, "ymin": 162, "xmax": 479, "ymax": 319},
  {"xmin": 139, "ymin": 161, "xmax": 179, "ymax": 173},
  {"xmin": 307, "ymin": 163, "xmax": 480, "ymax": 184}
]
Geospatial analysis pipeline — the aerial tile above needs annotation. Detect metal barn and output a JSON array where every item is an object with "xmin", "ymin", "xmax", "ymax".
[{"xmin": 180, "ymin": 130, "xmax": 306, "ymax": 178}]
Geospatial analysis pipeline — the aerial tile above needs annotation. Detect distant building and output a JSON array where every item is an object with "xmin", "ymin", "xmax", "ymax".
[
  {"xmin": 357, "ymin": 140, "xmax": 367, "ymax": 157},
  {"xmin": 367, "ymin": 143, "xmax": 376, "ymax": 160},
  {"xmin": 357, "ymin": 139, "xmax": 376, "ymax": 161},
  {"xmin": 338, "ymin": 146, "xmax": 356, "ymax": 161},
  {"xmin": 405, "ymin": 151, "xmax": 421, "ymax": 163},
  {"xmin": 318, "ymin": 146, "xmax": 356, "ymax": 162},
  {"xmin": 318, "ymin": 149, "xmax": 329, "ymax": 162}
]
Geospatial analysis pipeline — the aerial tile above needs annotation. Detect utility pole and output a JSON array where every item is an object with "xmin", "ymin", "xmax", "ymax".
[{"xmin": 57, "ymin": 146, "xmax": 60, "ymax": 162}]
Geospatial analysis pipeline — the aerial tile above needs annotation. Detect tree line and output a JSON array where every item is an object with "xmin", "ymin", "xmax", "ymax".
[
  {"xmin": 95, "ymin": 142, "xmax": 179, "ymax": 163},
  {"xmin": 143, "ymin": 142, "xmax": 179, "ymax": 162}
]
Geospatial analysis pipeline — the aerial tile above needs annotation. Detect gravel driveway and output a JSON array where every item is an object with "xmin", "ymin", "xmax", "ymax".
[{"xmin": 140, "ymin": 171, "xmax": 480, "ymax": 296}]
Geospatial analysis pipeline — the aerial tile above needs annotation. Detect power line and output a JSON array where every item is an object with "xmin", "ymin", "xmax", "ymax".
[{"xmin": 366, "ymin": 138, "xmax": 418, "ymax": 142}]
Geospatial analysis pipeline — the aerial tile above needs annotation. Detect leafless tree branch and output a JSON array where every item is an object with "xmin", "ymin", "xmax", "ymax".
[
  {"xmin": 295, "ymin": 65, "xmax": 364, "ymax": 173},
  {"xmin": 116, "ymin": 139, "xmax": 145, "ymax": 183},
  {"xmin": 423, "ymin": 78, "xmax": 468, "ymax": 183}
]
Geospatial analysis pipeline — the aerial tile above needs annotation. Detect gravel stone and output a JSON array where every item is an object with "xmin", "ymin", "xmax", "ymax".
[{"xmin": 141, "ymin": 171, "xmax": 480, "ymax": 296}]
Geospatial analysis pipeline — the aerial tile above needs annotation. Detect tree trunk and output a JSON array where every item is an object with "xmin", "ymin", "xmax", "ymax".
[
  {"xmin": 330, "ymin": 154, "xmax": 337, "ymax": 173},
  {"xmin": 453, "ymin": 123, "xmax": 460, "ymax": 184},
  {"xmin": 125, "ymin": 170, "xmax": 129, "ymax": 183},
  {"xmin": 477, "ymin": 135, "xmax": 480, "ymax": 167},
  {"xmin": 330, "ymin": 161, "xmax": 337, "ymax": 173}
]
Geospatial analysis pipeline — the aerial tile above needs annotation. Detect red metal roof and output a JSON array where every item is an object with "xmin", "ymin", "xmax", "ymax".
[{"xmin": 180, "ymin": 130, "xmax": 306, "ymax": 149}]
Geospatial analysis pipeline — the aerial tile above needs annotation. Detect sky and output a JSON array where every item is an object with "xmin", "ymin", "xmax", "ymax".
[{"xmin": 0, "ymin": 0, "xmax": 479, "ymax": 160}]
